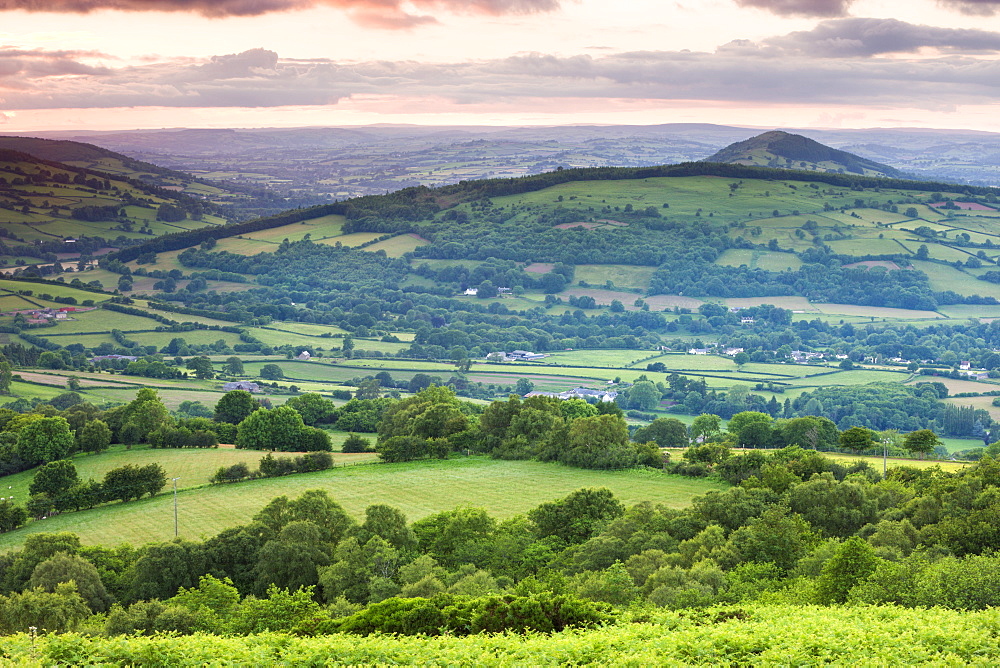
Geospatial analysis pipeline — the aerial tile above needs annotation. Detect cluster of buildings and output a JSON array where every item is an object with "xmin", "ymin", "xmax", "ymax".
[
  {"xmin": 223, "ymin": 381, "xmax": 261, "ymax": 393},
  {"xmin": 90, "ymin": 354, "xmax": 139, "ymax": 362},
  {"xmin": 487, "ymin": 350, "xmax": 549, "ymax": 362},
  {"xmin": 525, "ymin": 387, "xmax": 619, "ymax": 403},
  {"xmin": 5, "ymin": 306, "xmax": 84, "ymax": 325},
  {"xmin": 463, "ymin": 287, "xmax": 513, "ymax": 296}
]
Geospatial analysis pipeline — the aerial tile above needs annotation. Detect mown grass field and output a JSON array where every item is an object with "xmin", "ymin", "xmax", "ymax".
[
  {"xmin": 943, "ymin": 395, "xmax": 1000, "ymax": 422},
  {"xmin": 0, "ymin": 457, "xmax": 725, "ymax": 550},
  {"xmin": 905, "ymin": 375, "xmax": 1000, "ymax": 394},
  {"xmin": 363, "ymin": 234, "xmax": 429, "ymax": 257}
]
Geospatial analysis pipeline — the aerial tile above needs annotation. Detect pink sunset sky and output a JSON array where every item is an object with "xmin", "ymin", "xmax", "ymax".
[{"xmin": 3, "ymin": 0, "xmax": 1000, "ymax": 131}]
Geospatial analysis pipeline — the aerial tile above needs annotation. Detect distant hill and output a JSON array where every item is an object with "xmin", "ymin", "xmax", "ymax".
[
  {"xmin": 0, "ymin": 144, "xmax": 232, "ymax": 269},
  {"xmin": 705, "ymin": 130, "xmax": 905, "ymax": 178},
  {"xmin": 0, "ymin": 136, "xmax": 235, "ymax": 199}
]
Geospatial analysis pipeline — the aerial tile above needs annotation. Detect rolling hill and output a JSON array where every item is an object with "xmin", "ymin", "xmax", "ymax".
[
  {"xmin": 706, "ymin": 130, "xmax": 905, "ymax": 178},
  {"xmin": 0, "ymin": 146, "xmax": 234, "ymax": 274}
]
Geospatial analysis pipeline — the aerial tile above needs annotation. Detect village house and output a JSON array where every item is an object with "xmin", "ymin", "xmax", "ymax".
[{"xmin": 296, "ymin": 351, "xmax": 312, "ymax": 361}]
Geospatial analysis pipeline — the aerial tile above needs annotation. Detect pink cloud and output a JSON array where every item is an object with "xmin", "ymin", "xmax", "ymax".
[{"xmin": 0, "ymin": 0, "xmax": 561, "ymax": 27}]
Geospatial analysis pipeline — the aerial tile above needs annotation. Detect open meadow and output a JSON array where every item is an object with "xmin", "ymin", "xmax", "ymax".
[{"xmin": 0, "ymin": 457, "xmax": 724, "ymax": 550}]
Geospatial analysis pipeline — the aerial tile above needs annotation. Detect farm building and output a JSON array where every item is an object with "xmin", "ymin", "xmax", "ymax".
[
  {"xmin": 524, "ymin": 387, "xmax": 618, "ymax": 402},
  {"xmin": 223, "ymin": 381, "xmax": 261, "ymax": 393},
  {"xmin": 504, "ymin": 350, "xmax": 548, "ymax": 362},
  {"xmin": 296, "ymin": 351, "xmax": 312, "ymax": 361}
]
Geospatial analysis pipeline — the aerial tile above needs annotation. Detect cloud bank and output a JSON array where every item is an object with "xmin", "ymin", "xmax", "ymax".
[
  {"xmin": 0, "ymin": 0, "xmax": 561, "ymax": 27},
  {"xmin": 734, "ymin": 0, "xmax": 853, "ymax": 17},
  {"xmin": 2, "ymin": 19, "xmax": 999, "ymax": 111},
  {"xmin": 735, "ymin": 0, "xmax": 1000, "ymax": 17},
  {"xmin": 763, "ymin": 17, "xmax": 1000, "ymax": 56}
]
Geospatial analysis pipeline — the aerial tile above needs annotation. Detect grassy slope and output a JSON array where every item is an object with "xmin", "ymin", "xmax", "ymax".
[{"xmin": 0, "ymin": 457, "xmax": 724, "ymax": 550}]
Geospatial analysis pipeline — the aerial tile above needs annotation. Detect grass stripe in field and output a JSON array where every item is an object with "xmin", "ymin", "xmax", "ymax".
[{"xmin": 0, "ymin": 457, "xmax": 724, "ymax": 551}]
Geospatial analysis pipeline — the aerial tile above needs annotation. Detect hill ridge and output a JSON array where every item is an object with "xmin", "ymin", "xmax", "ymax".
[{"xmin": 706, "ymin": 130, "xmax": 905, "ymax": 178}]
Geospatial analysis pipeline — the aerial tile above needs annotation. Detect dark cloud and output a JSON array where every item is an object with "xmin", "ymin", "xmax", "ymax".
[
  {"xmin": 0, "ymin": 0, "xmax": 560, "ymax": 27},
  {"xmin": 733, "ymin": 0, "xmax": 854, "ymax": 17},
  {"xmin": 763, "ymin": 18, "xmax": 1000, "ymax": 57}
]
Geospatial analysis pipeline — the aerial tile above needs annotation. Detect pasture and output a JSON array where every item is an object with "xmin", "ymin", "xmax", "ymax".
[
  {"xmin": 317, "ymin": 232, "xmax": 384, "ymax": 247},
  {"xmin": 573, "ymin": 264, "xmax": 657, "ymax": 291},
  {"xmin": 0, "ymin": 457, "xmax": 725, "ymax": 550},
  {"xmin": 267, "ymin": 322, "xmax": 351, "ymax": 337},
  {"xmin": 810, "ymin": 302, "xmax": 945, "ymax": 320},
  {"xmin": 362, "ymin": 234, "xmax": 429, "ymax": 257},
  {"xmin": 30, "ymin": 309, "xmax": 159, "ymax": 334},
  {"xmin": 943, "ymin": 395, "xmax": 1000, "ymax": 422},
  {"xmin": 906, "ymin": 375, "xmax": 1000, "ymax": 394},
  {"xmin": 243, "ymin": 214, "xmax": 346, "ymax": 243},
  {"xmin": 910, "ymin": 260, "xmax": 1000, "ymax": 299},
  {"xmin": 0, "ymin": 280, "xmax": 105, "ymax": 303},
  {"xmin": 715, "ymin": 249, "xmax": 802, "ymax": 272}
]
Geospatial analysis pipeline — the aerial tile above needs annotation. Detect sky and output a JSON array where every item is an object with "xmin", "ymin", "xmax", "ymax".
[{"xmin": 3, "ymin": 0, "xmax": 1000, "ymax": 132}]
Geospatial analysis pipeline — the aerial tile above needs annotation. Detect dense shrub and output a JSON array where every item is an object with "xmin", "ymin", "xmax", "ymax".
[{"xmin": 325, "ymin": 592, "xmax": 611, "ymax": 637}]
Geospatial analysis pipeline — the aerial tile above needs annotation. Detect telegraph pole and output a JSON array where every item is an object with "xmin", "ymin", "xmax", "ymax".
[{"xmin": 172, "ymin": 477, "xmax": 180, "ymax": 538}]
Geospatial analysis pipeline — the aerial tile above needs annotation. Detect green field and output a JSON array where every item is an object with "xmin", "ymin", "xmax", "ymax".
[
  {"xmin": 243, "ymin": 214, "xmax": 346, "ymax": 243},
  {"xmin": 573, "ymin": 264, "xmax": 658, "ymax": 291},
  {"xmin": 363, "ymin": 234, "xmax": 429, "ymax": 257},
  {"xmin": 909, "ymin": 259, "xmax": 1000, "ymax": 299},
  {"xmin": 0, "ymin": 457, "xmax": 724, "ymax": 550},
  {"xmin": 29, "ymin": 309, "xmax": 159, "ymax": 334},
  {"xmin": 715, "ymin": 249, "xmax": 802, "ymax": 271},
  {"xmin": 0, "ymin": 280, "xmax": 107, "ymax": 303},
  {"xmin": 0, "ymin": 444, "xmax": 379, "ymax": 504},
  {"xmin": 317, "ymin": 232, "xmax": 384, "ymax": 247}
]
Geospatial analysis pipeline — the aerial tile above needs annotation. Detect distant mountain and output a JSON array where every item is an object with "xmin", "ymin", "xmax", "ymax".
[{"xmin": 705, "ymin": 130, "xmax": 905, "ymax": 178}]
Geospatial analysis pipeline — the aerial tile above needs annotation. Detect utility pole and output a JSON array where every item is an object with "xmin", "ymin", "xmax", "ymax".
[{"xmin": 172, "ymin": 477, "xmax": 181, "ymax": 538}]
